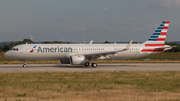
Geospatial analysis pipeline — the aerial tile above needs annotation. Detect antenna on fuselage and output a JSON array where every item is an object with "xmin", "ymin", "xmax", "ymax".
[
  {"xmin": 61, "ymin": 37, "xmax": 63, "ymax": 44},
  {"xmin": 84, "ymin": 38, "xmax": 86, "ymax": 44}
]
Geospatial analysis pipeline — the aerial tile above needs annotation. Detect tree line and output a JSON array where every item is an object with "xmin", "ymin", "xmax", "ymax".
[
  {"xmin": 165, "ymin": 42, "xmax": 180, "ymax": 52},
  {"xmin": 0, "ymin": 39, "xmax": 180, "ymax": 52},
  {"xmin": 0, "ymin": 39, "xmax": 34, "ymax": 52}
]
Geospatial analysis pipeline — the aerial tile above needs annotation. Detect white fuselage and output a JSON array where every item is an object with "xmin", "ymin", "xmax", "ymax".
[{"xmin": 4, "ymin": 43, "xmax": 162, "ymax": 61}]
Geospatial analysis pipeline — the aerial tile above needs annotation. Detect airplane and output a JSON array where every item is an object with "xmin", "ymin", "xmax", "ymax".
[{"xmin": 4, "ymin": 21, "xmax": 174, "ymax": 68}]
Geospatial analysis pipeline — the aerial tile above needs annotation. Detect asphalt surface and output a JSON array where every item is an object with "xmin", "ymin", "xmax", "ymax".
[{"xmin": 0, "ymin": 63, "xmax": 180, "ymax": 73}]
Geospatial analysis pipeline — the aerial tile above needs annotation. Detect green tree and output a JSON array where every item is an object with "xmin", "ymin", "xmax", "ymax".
[
  {"xmin": 104, "ymin": 41, "xmax": 110, "ymax": 44},
  {"xmin": 15, "ymin": 41, "xmax": 25, "ymax": 45},
  {"xmin": 165, "ymin": 42, "xmax": 180, "ymax": 52},
  {"xmin": 9, "ymin": 42, "xmax": 16, "ymax": 48},
  {"xmin": 66, "ymin": 42, "xmax": 71, "ymax": 44},
  {"xmin": 42, "ymin": 41, "xmax": 63, "ymax": 44},
  {"xmin": 132, "ymin": 42, "xmax": 139, "ymax": 44},
  {"xmin": 0, "ymin": 45, "xmax": 3, "ymax": 52},
  {"xmin": 22, "ymin": 39, "xmax": 35, "ymax": 44},
  {"xmin": 2, "ymin": 44, "xmax": 10, "ymax": 51}
]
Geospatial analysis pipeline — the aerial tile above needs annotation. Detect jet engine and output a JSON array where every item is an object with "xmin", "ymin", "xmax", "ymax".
[{"xmin": 70, "ymin": 55, "xmax": 86, "ymax": 65}]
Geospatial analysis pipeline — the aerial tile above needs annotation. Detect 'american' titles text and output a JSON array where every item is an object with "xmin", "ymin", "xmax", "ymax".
[{"xmin": 37, "ymin": 46, "xmax": 72, "ymax": 53}]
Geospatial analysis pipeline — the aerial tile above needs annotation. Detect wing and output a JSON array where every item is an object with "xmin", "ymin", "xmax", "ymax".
[{"xmin": 76, "ymin": 40, "xmax": 133, "ymax": 60}]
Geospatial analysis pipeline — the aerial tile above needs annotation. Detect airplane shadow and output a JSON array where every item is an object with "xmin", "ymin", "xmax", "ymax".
[
  {"xmin": 0, "ymin": 64, "xmax": 138, "ymax": 68},
  {"xmin": 0, "ymin": 65, "xmax": 59, "ymax": 68},
  {"xmin": 55, "ymin": 64, "xmax": 138, "ymax": 68},
  {"xmin": 97, "ymin": 64, "xmax": 138, "ymax": 67},
  {"xmin": 0, "ymin": 64, "xmax": 84, "ymax": 68},
  {"xmin": 54, "ymin": 64, "xmax": 88, "ymax": 68}
]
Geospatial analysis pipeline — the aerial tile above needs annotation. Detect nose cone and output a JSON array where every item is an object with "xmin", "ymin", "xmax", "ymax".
[{"xmin": 4, "ymin": 51, "xmax": 11, "ymax": 59}]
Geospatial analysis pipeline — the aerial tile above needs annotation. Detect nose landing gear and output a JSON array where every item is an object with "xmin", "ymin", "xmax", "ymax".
[{"xmin": 23, "ymin": 61, "xmax": 27, "ymax": 68}]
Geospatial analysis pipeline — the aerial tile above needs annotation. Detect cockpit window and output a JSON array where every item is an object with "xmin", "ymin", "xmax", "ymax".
[{"xmin": 11, "ymin": 48, "xmax": 19, "ymax": 51}]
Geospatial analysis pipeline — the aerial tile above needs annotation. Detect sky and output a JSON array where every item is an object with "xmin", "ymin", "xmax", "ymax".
[{"xmin": 0, "ymin": 0, "xmax": 180, "ymax": 42}]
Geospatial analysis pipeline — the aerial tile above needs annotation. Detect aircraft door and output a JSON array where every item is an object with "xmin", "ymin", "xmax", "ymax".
[
  {"xmin": 23, "ymin": 45, "xmax": 30, "ymax": 55},
  {"xmin": 108, "ymin": 47, "xmax": 113, "ymax": 51}
]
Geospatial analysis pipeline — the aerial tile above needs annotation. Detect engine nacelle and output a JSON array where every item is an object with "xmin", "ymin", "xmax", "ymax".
[
  {"xmin": 70, "ymin": 55, "xmax": 86, "ymax": 65},
  {"xmin": 60, "ymin": 59, "xmax": 70, "ymax": 64}
]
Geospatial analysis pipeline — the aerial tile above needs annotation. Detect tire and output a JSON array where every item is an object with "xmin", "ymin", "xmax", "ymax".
[
  {"xmin": 91, "ymin": 63, "xmax": 97, "ymax": 68},
  {"xmin": 23, "ymin": 64, "xmax": 27, "ymax": 68},
  {"xmin": 84, "ymin": 62, "xmax": 89, "ymax": 67}
]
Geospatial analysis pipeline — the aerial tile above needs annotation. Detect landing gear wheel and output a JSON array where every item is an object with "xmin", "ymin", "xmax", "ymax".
[
  {"xmin": 91, "ymin": 63, "xmax": 98, "ymax": 68},
  {"xmin": 23, "ymin": 60, "xmax": 27, "ymax": 68},
  {"xmin": 84, "ymin": 62, "xmax": 89, "ymax": 67},
  {"xmin": 23, "ymin": 64, "xmax": 27, "ymax": 68}
]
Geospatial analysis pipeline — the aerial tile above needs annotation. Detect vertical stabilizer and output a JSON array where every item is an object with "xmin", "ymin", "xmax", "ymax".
[{"xmin": 143, "ymin": 21, "xmax": 169, "ymax": 47}]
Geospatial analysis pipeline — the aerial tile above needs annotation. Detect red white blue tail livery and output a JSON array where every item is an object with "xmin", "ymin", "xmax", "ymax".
[
  {"xmin": 141, "ymin": 21, "xmax": 170, "ymax": 52},
  {"xmin": 144, "ymin": 21, "xmax": 169, "ymax": 45}
]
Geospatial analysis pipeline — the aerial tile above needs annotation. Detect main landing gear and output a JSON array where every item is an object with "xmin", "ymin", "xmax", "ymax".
[
  {"xmin": 84, "ymin": 62, "xmax": 89, "ymax": 67},
  {"xmin": 84, "ymin": 62, "xmax": 98, "ymax": 68},
  {"xmin": 23, "ymin": 61, "xmax": 27, "ymax": 68},
  {"xmin": 91, "ymin": 63, "xmax": 98, "ymax": 68}
]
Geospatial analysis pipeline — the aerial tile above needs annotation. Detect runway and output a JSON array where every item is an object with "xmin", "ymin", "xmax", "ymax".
[{"xmin": 0, "ymin": 63, "xmax": 180, "ymax": 73}]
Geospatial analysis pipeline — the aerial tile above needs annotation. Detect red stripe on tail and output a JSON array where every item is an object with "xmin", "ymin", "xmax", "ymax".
[
  {"xmin": 160, "ymin": 32, "xmax": 166, "ymax": 35},
  {"xmin": 157, "ymin": 38, "xmax": 165, "ymax": 41},
  {"xmin": 165, "ymin": 21, "xmax": 169, "ymax": 24},
  {"xmin": 145, "ymin": 44, "xmax": 164, "ymax": 47},
  {"xmin": 163, "ymin": 26, "xmax": 168, "ymax": 29}
]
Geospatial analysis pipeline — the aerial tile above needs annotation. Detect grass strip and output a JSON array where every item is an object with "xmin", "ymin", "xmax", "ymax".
[{"xmin": 0, "ymin": 71, "xmax": 180, "ymax": 100}]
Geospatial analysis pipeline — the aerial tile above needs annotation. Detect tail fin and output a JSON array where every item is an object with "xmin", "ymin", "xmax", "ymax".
[{"xmin": 143, "ymin": 21, "xmax": 169, "ymax": 47}]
